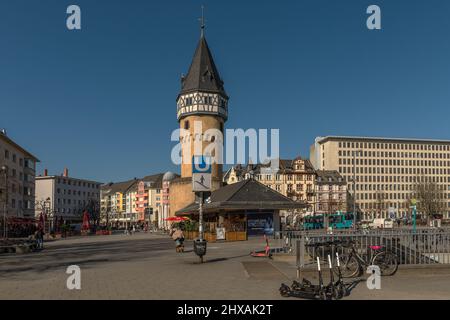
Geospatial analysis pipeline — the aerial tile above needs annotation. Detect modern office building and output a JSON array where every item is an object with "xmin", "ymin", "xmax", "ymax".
[
  {"xmin": 0, "ymin": 129, "xmax": 39, "ymax": 218},
  {"xmin": 310, "ymin": 136, "xmax": 450, "ymax": 220},
  {"xmin": 35, "ymin": 168, "xmax": 102, "ymax": 222}
]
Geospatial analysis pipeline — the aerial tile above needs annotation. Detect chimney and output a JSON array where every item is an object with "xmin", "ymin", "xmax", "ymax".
[
  {"xmin": 44, "ymin": 169, "xmax": 48, "ymax": 176},
  {"xmin": 63, "ymin": 168, "xmax": 69, "ymax": 177}
]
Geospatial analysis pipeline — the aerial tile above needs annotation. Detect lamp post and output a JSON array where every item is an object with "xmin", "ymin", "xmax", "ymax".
[
  {"xmin": 1, "ymin": 165, "xmax": 8, "ymax": 239},
  {"xmin": 411, "ymin": 198, "xmax": 417, "ymax": 234},
  {"xmin": 44, "ymin": 197, "xmax": 51, "ymax": 239},
  {"xmin": 352, "ymin": 150, "xmax": 363, "ymax": 229}
]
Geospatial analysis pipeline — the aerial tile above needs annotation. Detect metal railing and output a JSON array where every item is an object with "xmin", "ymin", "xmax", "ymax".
[
  {"xmin": 274, "ymin": 227, "xmax": 450, "ymax": 254},
  {"xmin": 291, "ymin": 229, "xmax": 450, "ymax": 271}
]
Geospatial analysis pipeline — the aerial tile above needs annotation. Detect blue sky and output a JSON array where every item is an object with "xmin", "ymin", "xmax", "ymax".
[{"xmin": 1, "ymin": 0, "xmax": 450, "ymax": 182}]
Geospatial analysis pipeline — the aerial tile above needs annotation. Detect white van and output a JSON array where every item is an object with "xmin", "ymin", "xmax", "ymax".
[{"xmin": 369, "ymin": 218, "xmax": 394, "ymax": 229}]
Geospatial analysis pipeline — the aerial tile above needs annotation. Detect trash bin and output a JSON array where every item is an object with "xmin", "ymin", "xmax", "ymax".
[{"xmin": 194, "ymin": 238, "xmax": 207, "ymax": 257}]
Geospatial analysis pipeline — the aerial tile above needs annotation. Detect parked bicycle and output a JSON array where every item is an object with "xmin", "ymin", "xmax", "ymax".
[{"xmin": 337, "ymin": 240, "xmax": 399, "ymax": 277}]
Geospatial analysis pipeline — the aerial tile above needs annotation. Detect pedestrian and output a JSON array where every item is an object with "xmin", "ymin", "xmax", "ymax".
[
  {"xmin": 397, "ymin": 219, "xmax": 401, "ymax": 228},
  {"xmin": 35, "ymin": 228, "xmax": 44, "ymax": 250}
]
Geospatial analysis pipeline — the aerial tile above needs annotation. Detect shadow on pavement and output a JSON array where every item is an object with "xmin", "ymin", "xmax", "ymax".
[{"xmin": 0, "ymin": 237, "xmax": 174, "ymax": 276}]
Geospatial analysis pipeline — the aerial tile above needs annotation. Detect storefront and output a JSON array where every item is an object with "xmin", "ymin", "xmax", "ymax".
[
  {"xmin": 176, "ymin": 179, "xmax": 305, "ymax": 242},
  {"xmin": 247, "ymin": 212, "xmax": 275, "ymax": 236}
]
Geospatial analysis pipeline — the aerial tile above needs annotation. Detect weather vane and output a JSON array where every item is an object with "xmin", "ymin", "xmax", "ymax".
[{"xmin": 199, "ymin": 5, "xmax": 206, "ymax": 37}]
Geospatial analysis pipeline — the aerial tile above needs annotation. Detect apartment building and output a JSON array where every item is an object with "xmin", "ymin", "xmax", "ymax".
[
  {"xmin": 135, "ymin": 173, "xmax": 164, "ymax": 223},
  {"xmin": 315, "ymin": 170, "xmax": 347, "ymax": 215},
  {"xmin": 100, "ymin": 173, "xmax": 170, "ymax": 227},
  {"xmin": 0, "ymin": 130, "xmax": 39, "ymax": 218},
  {"xmin": 224, "ymin": 158, "xmax": 344, "ymax": 213},
  {"xmin": 35, "ymin": 168, "xmax": 102, "ymax": 222},
  {"xmin": 100, "ymin": 179, "xmax": 138, "ymax": 227},
  {"xmin": 310, "ymin": 136, "xmax": 450, "ymax": 220}
]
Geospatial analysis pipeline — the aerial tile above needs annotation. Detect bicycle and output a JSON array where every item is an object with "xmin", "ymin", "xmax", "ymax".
[{"xmin": 337, "ymin": 240, "xmax": 399, "ymax": 278}]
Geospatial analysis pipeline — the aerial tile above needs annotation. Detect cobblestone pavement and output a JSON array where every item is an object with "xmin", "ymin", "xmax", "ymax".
[{"xmin": 1, "ymin": 233, "xmax": 450, "ymax": 300}]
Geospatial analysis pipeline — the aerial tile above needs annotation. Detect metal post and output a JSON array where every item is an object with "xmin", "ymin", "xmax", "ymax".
[
  {"xmin": 198, "ymin": 192, "xmax": 204, "ymax": 263},
  {"xmin": 199, "ymin": 192, "xmax": 204, "ymax": 241},
  {"xmin": 2, "ymin": 168, "xmax": 8, "ymax": 239},
  {"xmin": 352, "ymin": 150, "xmax": 362, "ymax": 229},
  {"xmin": 353, "ymin": 151, "xmax": 357, "ymax": 229}
]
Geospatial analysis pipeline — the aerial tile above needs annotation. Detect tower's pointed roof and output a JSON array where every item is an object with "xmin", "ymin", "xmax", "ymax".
[{"xmin": 180, "ymin": 35, "xmax": 227, "ymax": 97}]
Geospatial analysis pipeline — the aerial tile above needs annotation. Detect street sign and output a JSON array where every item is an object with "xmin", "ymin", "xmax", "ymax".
[
  {"xmin": 192, "ymin": 156, "xmax": 212, "ymax": 174},
  {"xmin": 192, "ymin": 156, "xmax": 212, "ymax": 192},
  {"xmin": 193, "ymin": 173, "xmax": 212, "ymax": 192}
]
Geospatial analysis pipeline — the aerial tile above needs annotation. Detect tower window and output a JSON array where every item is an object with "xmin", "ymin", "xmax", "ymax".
[
  {"xmin": 204, "ymin": 96, "xmax": 212, "ymax": 104},
  {"xmin": 184, "ymin": 121, "xmax": 190, "ymax": 130}
]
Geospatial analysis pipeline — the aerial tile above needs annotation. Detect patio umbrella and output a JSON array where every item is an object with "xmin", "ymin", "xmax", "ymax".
[
  {"xmin": 82, "ymin": 211, "xmax": 90, "ymax": 231},
  {"xmin": 164, "ymin": 217, "xmax": 190, "ymax": 222}
]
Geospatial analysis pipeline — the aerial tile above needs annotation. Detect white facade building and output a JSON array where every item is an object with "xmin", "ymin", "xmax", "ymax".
[
  {"xmin": 35, "ymin": 168, "xmax": 102, "ymax": 222},
  {"xmin": 0, "ymin": 130, "xmax": 39, "ymax": 218}
]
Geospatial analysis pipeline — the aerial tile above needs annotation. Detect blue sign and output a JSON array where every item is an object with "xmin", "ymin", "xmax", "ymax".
[{"xmin": 192, "ymin": 156, "xmax": 212, "ymax": 174}]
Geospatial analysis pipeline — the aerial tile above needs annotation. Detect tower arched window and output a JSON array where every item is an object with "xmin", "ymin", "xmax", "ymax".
[{"xmin": 184, "ymin": 121, "xmax": 190, "ymax": 130}]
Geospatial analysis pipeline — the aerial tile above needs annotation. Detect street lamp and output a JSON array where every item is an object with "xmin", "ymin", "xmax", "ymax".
[
  {"xmin": 352, "ymin": 150, "xmax": 363, "ymax": 229},
  {"xmin": 1, "ymin": 165, "xmax": 8, "ymax": 239},
  {"xmin": 43, "ymin": 197, "xmax": 52, "ymax": 239},
  {"xmin": 410, "ymin": 198, "xmax": 417, "ymax": 234}
]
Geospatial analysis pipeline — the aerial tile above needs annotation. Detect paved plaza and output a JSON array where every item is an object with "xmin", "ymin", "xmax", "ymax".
[{"xmin": 1, "ymin": 233, "xmax": 450, "ymax": 300}]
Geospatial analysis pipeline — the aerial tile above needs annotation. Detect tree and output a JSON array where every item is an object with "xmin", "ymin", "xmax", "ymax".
[
  {"xmin": 84, "ymin": 199, "xmax": 100, "ymax": 227},
  {"xmin": 374, "ymin": 191, "xmax": 387, "ymax": 219},
  {"xmin": 413, "ymin": 178, "xmax": 446, "ymax": 223}
]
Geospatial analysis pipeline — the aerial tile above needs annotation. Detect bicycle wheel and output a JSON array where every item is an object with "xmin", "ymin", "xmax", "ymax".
[
  {"xmin": 335, "ymin": 254, "xmax": 360, "ymax": 278},
  {"xmin": 372, "ymin": 251, "xmax": 399, "ymax": 276}
]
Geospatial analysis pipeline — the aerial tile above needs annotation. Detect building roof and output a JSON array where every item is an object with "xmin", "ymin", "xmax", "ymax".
[
  {"xmin": 179, "ymin": 35, "xmax": 227, "ymax": 98},
  {"xmin": 176, "ymin": 179, "xmax": 307, "ymax": 215},
  {"xmin": 101, "ymin": 172, "xmax": 170, "ymax": 195},
  {"xmin": 101, "ymin": 179, "xmax": 138, "ymax": 196},
  {"xmin": 315, "ymin": 135, "xmax": 450, "ymax": 145},
  {"xmin": 0, "ymin": 131, "xmax": 39, "ymax": 162},
  {"xmin": 142, "ymin": 173, "xmax": 165, "ymax": 189},
  {"xmin": 35, "ymin": 175, "xmax": 102, "ymax": 185},
  {"xmin": 316, "ymin": 170, "xmax": 346, "ymax": 186},
  {"xmin": 226, "ymin": 158, "xmax": 316, "ymax": 179}
]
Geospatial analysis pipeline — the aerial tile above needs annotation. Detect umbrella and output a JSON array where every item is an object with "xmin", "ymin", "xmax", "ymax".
[
  {"xmin": 82, "ymin": 211, "xmax": 90, "ymax": 231},
  {"xmin": 164, "ymin": 217, "xmax": 190, "ymax": 222}
]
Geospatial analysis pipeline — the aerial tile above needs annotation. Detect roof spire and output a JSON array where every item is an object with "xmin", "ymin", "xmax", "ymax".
[{"xmin": 199, "ymin": 5, "xmax": 206, "ymax": 38}]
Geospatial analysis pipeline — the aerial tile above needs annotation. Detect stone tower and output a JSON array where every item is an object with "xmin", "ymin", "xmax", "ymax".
[{"xmin": 169, "ymin": 26, "xmax": 229, "ymax": 218}]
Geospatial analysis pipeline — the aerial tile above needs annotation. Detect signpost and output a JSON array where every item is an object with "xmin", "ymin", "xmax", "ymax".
[{"xmin": 192, "ymin": 156, "xmax": 212, "ymax": 263}]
